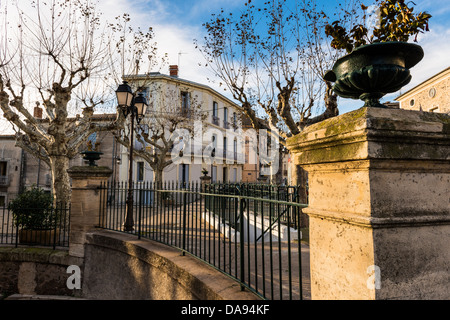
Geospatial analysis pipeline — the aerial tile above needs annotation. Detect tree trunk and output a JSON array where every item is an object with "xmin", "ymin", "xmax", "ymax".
[
  {"xmin": 154, "ymin": 167, "xmax": 164, "ymax": 206},
  {"xmin": 154, "ymin": 168, "xmax": 163, "ymax": 186},
  {"xmin": 49, "ymin": 155, "xmax": 71, "ymax": 206}
]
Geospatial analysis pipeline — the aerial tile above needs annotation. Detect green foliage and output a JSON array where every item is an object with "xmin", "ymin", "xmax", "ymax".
[
  {"xmin": 325, "ymin": 0, "xmax": 432, "ymax": 53},
  {"xmin": 8, "ymin": 186, "xmax": 55, "ymax": 230}
]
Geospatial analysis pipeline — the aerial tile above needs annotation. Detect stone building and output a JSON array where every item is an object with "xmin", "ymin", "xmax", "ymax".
[
  {"xmin": 120, "ymin": 65, "xmax": 245, "ymax": 184},
  {"xmin": 396, "ymin": 66, "xmax": 450, "ymax": 113},
  {"xmin": 240, "ymin": 114, "xmax": 290, "ymax": 184},
  {"xmin": 0, "ymin": 136, "xmax": 27, "ymax": 206},
  {"xmin": 241, "ymin": 115, "xmax": 260, "ymax": 183},
  {"xmin": 0, "ymin": 114, "xmax": 120, "ymax": 205}
]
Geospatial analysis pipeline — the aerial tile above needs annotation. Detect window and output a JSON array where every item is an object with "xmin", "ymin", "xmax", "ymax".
[
  {"xmin": 140, "ymin": 87, "xmax": 150, "ymax": 111},
  {"xmin": 233, "ymin": 112, "xmax": 237, "ymax": 131},
  {"xmin": 0, "ymin": 194, "xmax": 6, "ymax": 207},
  {"xmin": 211, "ymin": 166, "xmax": 217, "ymax": 182},
  {"xmin": 223, "ymin": 136, "xmax": 227, "ymax": 158},
  {"xmin": 181, "ymin": 91, "xmax": 190, "ymax": 115},
  {"xmin": 0, "ymin": 161, "xmax": 7, "ymax": 186},
  {"xmin": 87, "ymin": 132, "xmax": 98, "ymax": 151},
  {"xmin": 134, "ymin": 134, "xmax": 144, "ymax": 150},
  {"xmin": 211, "ymin": 134, "xmax": 217, "ymax": 157},
  {"xmin": 233, "ymin": 168, "xmax": 237, "ymax": 182},
  {"xmin": 212, "ymin": 102, "xmax": 219, "ymax": 125},
  {"xmin": 213, "ymin": 101, "xmax": 218, "ymax": 117},
  {"xmin": 136, "ymin": 125, "xmax": 150, "ymax": 151},
  {"xmin": 223, "ymin": 107, "xmax": 228, "ymax": 128},
  {"xmin": 137, "ymin": 161, "xmax": 144, "ymax": 181},
  {"xmin": 179, "ymin": 164, "xmax": 189, "ymax": 185},
  {"xmin": 429, "ymin": 87, "xmax": 436, "ymax": 98},
  {"xmin": 222, "ymin": 167, "xmax": 227, "ymax": 182},
  {"xmin": 233, "ymin": 138, "xmax": 237, "ymax": 161},
  {"xmin": 409, "ymin": 99, "xmax": 415, "ymax": 106},
  {"xmin": 0, "ymin": 161, "xmax": 7, "ymax": 176}
]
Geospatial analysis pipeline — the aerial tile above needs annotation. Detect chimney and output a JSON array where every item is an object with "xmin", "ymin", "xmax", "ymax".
[
  {"xmin": 34, "ymin": 103, "xmax": 43, "ymax": 119},
  {"xmin": 169, "ymin": 65, "xmax": 179, "ymax": 77}
]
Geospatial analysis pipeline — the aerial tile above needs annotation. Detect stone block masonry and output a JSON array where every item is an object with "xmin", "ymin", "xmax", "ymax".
[
  {"xmin": 0, "ymin": 247, "xmax": 83, "ymax": 298},
  {"xmin": 287, "ymin": 106, "xmax": 450, "ymax": 300},
  {"xmin": 67, "ymin": 166, "xmax": 113, "ymax": 258}
]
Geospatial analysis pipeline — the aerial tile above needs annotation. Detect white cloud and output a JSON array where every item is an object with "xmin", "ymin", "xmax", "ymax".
[
  {"xmin": 404, "ymin": 26, "xmax": 450, "ymax": 87},
  {"xmin": 380, "ymin": 25, "xmax": 450, "ymax": 104},
  {"xmin": 3, "ymin": 0, "xmax": 448, "ymax": 125},
  {"xmin": 97, "ymin": 0, "xmax": 221, "ymax": 84}
]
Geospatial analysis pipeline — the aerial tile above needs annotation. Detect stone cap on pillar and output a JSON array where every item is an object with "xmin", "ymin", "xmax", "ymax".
[
  {"xmin": 287, "ymin": 106, "xmax": 450, "ymax": 165},
  {"xmin": 287, "ymin": 106, "xmax": 450, "ymax": 223},
  {"xmin": 68, "ymin": 166, "xmax": 113, "ymax": 179},
  {"xmin": 68, "ymin": 166, "xmax": 113, "ymax": 190},
  {"xmin": 286, "ymin": 107, "xmax": 450, "ymax": 300}
]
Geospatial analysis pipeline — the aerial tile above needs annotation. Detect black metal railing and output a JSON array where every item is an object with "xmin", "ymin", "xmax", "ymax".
[
  {"xmin": 0, "ymin": 203, "xmax": 70, "ymax": 249},
  {"xmin": 98, "ymin": 181, "xmax": 309, "ymax": 300}
]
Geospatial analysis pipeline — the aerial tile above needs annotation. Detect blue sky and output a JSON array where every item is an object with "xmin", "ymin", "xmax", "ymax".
[
  {"xmin": 0, "ymin": 0, "xmax": 448, "ymax": 134},
  {"xmin": 112, "ymin": 0, "xmax": 450, "ymax": 114}
]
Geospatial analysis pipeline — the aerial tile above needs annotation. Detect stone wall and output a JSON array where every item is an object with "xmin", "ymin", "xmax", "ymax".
[
  {"xmin": 0, "ymin": 247, "xmax": 83, "ymax": 298},
  {"xmin": 287, "ymin": 106, "xmax": 450, "ymax": 300},
  {"xmin": 0, "ymin": 231, "xmax": 260, "ymax": 300},
  {"xmin": 397, "ymin": 67, "xmax": 450, "ymax": 113},
  {"xmin": 82, "ymin": 230, "xmax": 259, "ymax": 300}
]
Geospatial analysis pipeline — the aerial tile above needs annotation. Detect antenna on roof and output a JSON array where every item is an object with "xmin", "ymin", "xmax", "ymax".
[{"xmin": 178, "ymin": 51, "xmax": 187, "ymax": 76}]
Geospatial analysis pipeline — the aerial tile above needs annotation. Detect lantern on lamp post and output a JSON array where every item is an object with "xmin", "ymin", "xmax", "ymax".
[{"xmin": 116, "ymin": 81, "xmax": 148, "ymax": 231}]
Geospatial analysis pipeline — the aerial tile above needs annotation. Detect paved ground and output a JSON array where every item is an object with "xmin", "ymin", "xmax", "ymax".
[
  {"xmin": 106, "ymin": 202, "xmax": 312, "ymax": 300},
  {"xmin": 2, "ymin": 197, "xmax": 311, "ymax": 301}
]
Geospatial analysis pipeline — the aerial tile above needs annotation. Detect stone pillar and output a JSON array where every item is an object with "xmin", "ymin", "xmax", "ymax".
[
  {"xmin": 287, "ymin": 107, "xmax": 450, "ymax": 300},
  {"xmin": 67, "ymin": 166, "xmax": 113, "ymax": 258},
  {"xmin": 200, "ymin": 175, "xmax": 211, "ymax": 189},
  {"xmin": 200, "ymin": 175, "xmax": 211, "ymax": 203}
]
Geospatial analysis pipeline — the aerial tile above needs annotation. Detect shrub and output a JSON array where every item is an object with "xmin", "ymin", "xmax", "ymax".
[{"xmin": 8, "ymin": 186, "xmax": 55, "ymax": 230}]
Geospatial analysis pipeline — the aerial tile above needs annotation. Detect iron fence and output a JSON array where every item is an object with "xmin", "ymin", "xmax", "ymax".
[
  {"xmin": 98, "ymin": 181, "xmax": 309, "ymax": 300},
  {"xmin": 0, "ymin": 203, "xmax": 70, "ymax": 249}
]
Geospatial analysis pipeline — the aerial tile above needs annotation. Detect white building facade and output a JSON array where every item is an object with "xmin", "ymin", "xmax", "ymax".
[{"xmin": 118, "ymin": 66, "xmax": 246, "ymax": 184}]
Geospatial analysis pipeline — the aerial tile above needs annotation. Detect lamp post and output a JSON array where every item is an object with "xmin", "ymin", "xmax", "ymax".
[{"xmin": 116, "ymin": 81, "xmax": 148, "ymax": 231}]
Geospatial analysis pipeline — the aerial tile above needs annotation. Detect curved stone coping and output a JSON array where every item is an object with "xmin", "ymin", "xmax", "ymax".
[
  {"xmin": 0, "ymin": 246, "xmax": 83, "ymax": 266},
  {"xmin": 84, "ymin": 230, "xmax": 261, "ymax": 300}
]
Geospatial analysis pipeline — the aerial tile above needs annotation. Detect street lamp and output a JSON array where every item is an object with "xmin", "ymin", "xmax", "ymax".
[{"xmin": 116, "ymin": 81, "xmax": 148, "ymax": 231}]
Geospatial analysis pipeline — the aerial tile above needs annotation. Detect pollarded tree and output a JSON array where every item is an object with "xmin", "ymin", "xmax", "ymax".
[
  {"xmin": 113, "ymin": 77, "xmax": 206, "ymax": 186},
  {"xmin": 197, "ymin": 0, "xmax": 347, "ymax": 138},
  {"xmin": 0, "ymin": 0, "xmax": 158, "ymax": 205},
  {"xmin": 196, "ymin": 0, "xmax": 364, "ymax": 189}
]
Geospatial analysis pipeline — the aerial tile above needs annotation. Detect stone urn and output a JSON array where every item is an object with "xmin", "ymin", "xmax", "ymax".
[
  {"xmin": 200, "ymin": 175, "xmax": 211, "ymax": 184},
  {"xmin": 323, "ymin": 41, "xmax": 424, "ymax": 108},
  {"xmin": 81, "ymin": 150, "xmax": 103, "ymax": 166}
]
